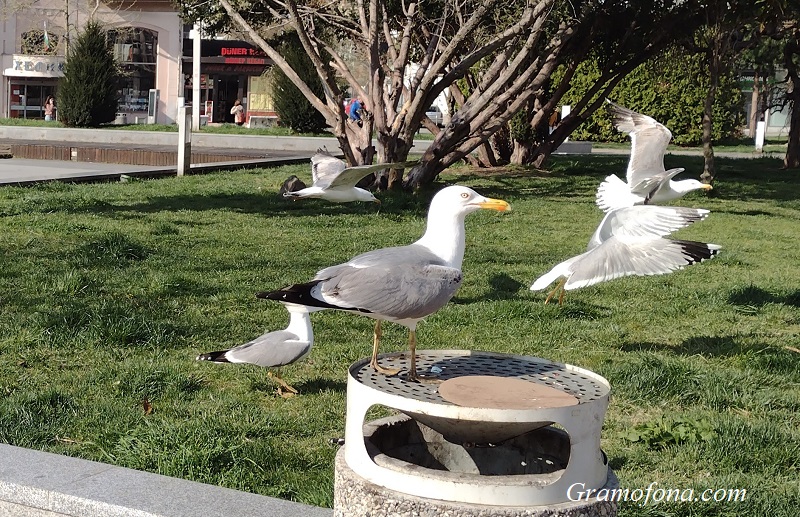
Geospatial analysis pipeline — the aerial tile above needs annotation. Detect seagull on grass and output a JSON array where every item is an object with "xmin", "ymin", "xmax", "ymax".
[
  {"xmin": 260, "ymin": 185, "xmax": 510, "ymax": 381},
  {"xmin": 283, "ymin": 149, "xmax": 416, "ymax": 204},
  {"xmin": 596, "ymin": 100, "xmax": 712, "ymax": 212},
  {"xmin": 197, "ymin": 304, "xmax": 313, "ymax": 397},
  {"xmin": 531, "ymin": 205, "xmax": 721, "ymax": 304}
]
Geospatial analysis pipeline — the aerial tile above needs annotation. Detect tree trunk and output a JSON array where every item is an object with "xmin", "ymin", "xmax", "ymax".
[
  {"xmin": 510, "ymin": 141, "xmax": 532, "ymax": 164},
  {"xmin": 748, "ymin": 72, "xmax": 760, "ymax": 138},
  {"xmin": 700, "ymin": 90, "xmax": 716, "ymax": 183},
  {"xmin": 783, "ymin": 38, "xmax": 800, "ymax": 169},
  {"xmin": 700, "ymin": 38, "xmax": 722, "ymax": 184},
  {"xmin": 784, "ymin": 82, "xmax": 800, "ymax": 168}
]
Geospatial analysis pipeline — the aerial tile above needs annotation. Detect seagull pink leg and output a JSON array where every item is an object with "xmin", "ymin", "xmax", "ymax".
[
  {"xmin": 407, "ymin": 330, "xmax": 418, "ymax": 382},
  {"xmin": 544, "ymin": 277, "xmax": 567, "ymax": 305},
  {"xmin": 370, "ymin": 320, "xmax": 400, "ymax": 376},
  {"xmin": 267, "ymin": 371, "xmax": 299, "ymax": 397}
]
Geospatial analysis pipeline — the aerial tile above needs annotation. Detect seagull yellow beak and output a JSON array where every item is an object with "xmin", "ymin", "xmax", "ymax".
[
  {"xmin": 479, "ymin": 197, "xmax": 511, "ymax": 212},
  {"xmin": 702, "ymin": 184, "xmax": 713, "ymax": 191}
]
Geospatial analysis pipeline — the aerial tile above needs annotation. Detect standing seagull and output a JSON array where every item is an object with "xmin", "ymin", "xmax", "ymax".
[
  {"xmin": 283, "ymin": 149, "xmax": 415, "ymax": 204},
  {"xmin": 596, "ymin": 101, "xmax": 712, "ymax": 212},
  {"xmin": 261, "ymin": 185, "xmax": 510, "ymax": 381},
  {"xmin": 197, "ymin": 304, "xmax": 313, "ymax": 396},
  {"xmin": 531, "ymin": 205, "xmax": 721, "ymax": 304}
]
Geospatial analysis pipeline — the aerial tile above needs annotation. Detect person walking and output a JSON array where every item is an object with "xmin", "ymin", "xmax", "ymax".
[
  {"xmin": 230, "ymin": 99, "xmax": 245, "ymax": 126},
  {"xmin": 44, "ymin": 95, "xmax": 55, "ymax": 121}
]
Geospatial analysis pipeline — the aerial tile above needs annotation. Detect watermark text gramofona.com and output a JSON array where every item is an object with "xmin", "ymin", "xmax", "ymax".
[{"xmin": 568, "ymin": 482, "xmax": 747, "ymax": 506}]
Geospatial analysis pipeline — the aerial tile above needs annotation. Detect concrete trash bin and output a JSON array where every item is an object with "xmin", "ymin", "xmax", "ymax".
[
  {"xmin": 115, "ymin": 113, "xmax": 127, "ymax": 125},
  {"xmin": 336, "ymin": 350, "xmax": 618, "ymax": 516}
]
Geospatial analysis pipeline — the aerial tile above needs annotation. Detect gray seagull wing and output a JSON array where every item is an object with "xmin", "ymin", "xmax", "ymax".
[
  {"xmin": 607, "ymin": 100, "xmax": 672, "ymax": 186},
  {"xmin": 313, "ymin": 245, "xmax": 462, "ymax": 320},
  {"xmin": 225, "ymin": 330, "xmax": 311, "ymax": 367}
]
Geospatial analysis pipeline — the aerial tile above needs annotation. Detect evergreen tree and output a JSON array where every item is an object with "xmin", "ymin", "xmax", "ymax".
[
  {"xmin": 559, "ymin": 48, "xmax": 744, "ymax": 146},
  {"xmin": 58, "ymin": 21, "xmax": 119, "ymax": 127},
  {"xmin": 270, "ymin": 34, "xmax": 327, "ymax": 134}
]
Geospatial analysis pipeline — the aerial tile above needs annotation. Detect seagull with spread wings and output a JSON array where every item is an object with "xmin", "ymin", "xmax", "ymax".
[
  {"xmin": 596, "ymin": 101, "xmax": 712, "ymax": 212},
  {"xmin": 531, "ymin": 205, "xmax": 721, "ymax": 304},
  {"xmin": 283, "ymin": 150, "xmax": 415, "ymax": 204}
]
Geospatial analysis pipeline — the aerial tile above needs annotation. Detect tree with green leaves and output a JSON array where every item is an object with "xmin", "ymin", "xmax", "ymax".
[
  {"xmin": 733, "ymin": 2, "xmax": 800, "ymax": 169},
  {"xmin": 181, "ymin": 0, "xmax": 708, "ymax": 189},
  {"xmin": 58, "ymin": 20, "xmax": 119, "ymax": 128},
  {"xmin": 270, "ymin": 34, "xmax": 328, "ymax": 134},
  {"xmin": 779, "ymin": 18, "xmax": 800, "ymax": 168},
  {"xmin": 561, "ymin": 49, "xmax": 744, "ymax": 146}
]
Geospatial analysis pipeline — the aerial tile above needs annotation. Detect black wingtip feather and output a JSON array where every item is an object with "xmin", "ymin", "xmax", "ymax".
[
  {"xmin": 675, "ymin": 240, "xmax": 721, "ymax": 265},
  {"xmin": 197, "ymin": 350, "xmax": 230, "ymax": 363},
  {"xmin": 256, "ymin": 281, "xmax": 368, "ymax": 312}
]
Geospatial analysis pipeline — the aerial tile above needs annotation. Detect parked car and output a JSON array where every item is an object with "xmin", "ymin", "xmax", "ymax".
[{"xmin": 425, "ymin": 105, "xmax": 444, "ymax": 127}]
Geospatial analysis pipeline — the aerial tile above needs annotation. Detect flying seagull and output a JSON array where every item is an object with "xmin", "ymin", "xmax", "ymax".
[
  {"xmin": 283, "ymin": 149, "xmax": 416, "ymax": 204},
  {"xmin": 260, "ymin": 185, "xmax": 511, "ymax": 381},
  {"xmin": 197, "ymin": 304, "xmax": 313, "ymax": 396},
  {"xmin": 531, "ymin": 205, "xmax": 721, "ymax": 304},
  {"xmin": 596, "ymin": 100, "xmax": 712, "ymax": 212}
]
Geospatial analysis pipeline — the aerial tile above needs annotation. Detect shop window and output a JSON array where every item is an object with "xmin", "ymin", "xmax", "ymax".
[
  {"xmin": 108, "ymin": 27, "xmax": 158, "ymax": 113},
  {"xmin": 21, "ymin": 29, "xmax": 60, "ymax": 56}
]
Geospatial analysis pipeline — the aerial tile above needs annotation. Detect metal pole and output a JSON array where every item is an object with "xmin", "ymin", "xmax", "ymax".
[
  {"xmin": 177, "ymin": 106, "xmax": 192, "ymax": 176},
  {"xmin": 191, "ymin": 24, "xmax": 201, "ymax": 131}
]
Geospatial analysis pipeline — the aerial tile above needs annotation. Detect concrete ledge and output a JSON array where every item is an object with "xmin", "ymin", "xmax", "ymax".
[
  {"xmin": 0, "ymin": 156, "xmax": 312, "ymax": 186},
  {"xmin": 0, "ymin": 444, "xmax": 331, "ymax": 517},
  {"xmin": 0, "ymin": 127, "xmax": 431, "ymax": 153},
  {"xmin": 553, "ymin": 141, "xmax": 592, "ymax": 154},
  {"xmin": 0, "ymin": 127, "xmax": 598, "ymax": 157}
]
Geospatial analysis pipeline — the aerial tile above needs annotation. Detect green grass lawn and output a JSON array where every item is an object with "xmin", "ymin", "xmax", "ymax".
[{"xmin": 0, "ymin": 155, "xmax": 798, "ymax": 515}]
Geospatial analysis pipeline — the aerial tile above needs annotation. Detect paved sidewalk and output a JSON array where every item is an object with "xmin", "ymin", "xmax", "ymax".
[
  {"xmin": 0, "ymin": 154, "xmax": 312, "ymax": 186},
  {"xmin": 0, "ymin": 124, "xmax": 782, "ymax": 187}
]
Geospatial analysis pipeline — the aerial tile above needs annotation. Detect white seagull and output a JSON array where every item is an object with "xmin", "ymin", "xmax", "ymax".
[
  {"xmin": 261, "ymin": 185, "xmax": 510, "ymax": 381},
  {"xmin": 531, "ymin": 205, "xmax": 721, "ymax": 304},
  {"xmin": 197, "ymin": 304, "xmax": 313, "ymax": 396},
  {"xmin": 283, "ymin": 150, "xmax": 415, "ymax": 204},
  {"xmin": 596, "ymin": 101, "xmax": 712, "ymax": 212}
]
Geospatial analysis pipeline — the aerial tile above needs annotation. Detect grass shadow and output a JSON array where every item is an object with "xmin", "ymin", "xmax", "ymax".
[
  {"xmin": 728, "ymin": 285, "xmax": 800, "ymax": 308},
  {"xmin": 553, "ymin": 300, "xmax": 612, "ymax": 320},
  {"xmin": 294, "ymin": 377, "xmax": 347, "ymax": 395},
  {"xmin": 620, "ymin": 335, "xmax": 799, "ymax": 374},
  {"xmin": 621, "ymin": 336, "xmax": 747, "ymax": 358},
  {"xmin": 453, "ymin": 273, "xmax": 526, "ymax": 303}
]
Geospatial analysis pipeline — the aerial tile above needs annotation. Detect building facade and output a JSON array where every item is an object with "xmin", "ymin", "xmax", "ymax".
[
  {"xmin": 181, "ymin": 38, "xmax": 274, "ymax": 125},
  {"xmin": 1, "ymin": 0, "xmax": 181, "ymax": 124}
]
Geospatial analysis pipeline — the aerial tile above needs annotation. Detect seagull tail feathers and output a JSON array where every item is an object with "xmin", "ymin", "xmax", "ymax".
[
  {"xmin": 530, "ymin": 269, "xmax": 565, "ymax": 291},
  {"xmin": 257, "ymin": 281, "xmax": 355, "ymax": 311},
  {"xmin": 196, "ymin": 350, "xmax": 231, "ymax": 363},
  {"xmin": 283, "ymin": 189, "xmax": 312, "ymax": 200},
  {"xmin": 596, "ymin": 174, "xmax": 638, "ymax": 212}
]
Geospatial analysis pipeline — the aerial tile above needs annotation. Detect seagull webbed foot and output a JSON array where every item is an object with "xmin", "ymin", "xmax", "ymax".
[
  {"xmin": 544, "ymin": 277, "xmax": 567, "ymax": 305},
  {"xmin": 369, "ymin": 357, "xmax": 401, "ymax": 376},
  {"xmin": 268, "ymin": 371, "xmax": 299, "ymax": 398}
]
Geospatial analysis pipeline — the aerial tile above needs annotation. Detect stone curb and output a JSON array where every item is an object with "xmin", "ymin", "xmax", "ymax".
[{"xmin": 0, "ymin": 443, "xmax": 332, "ymax": 517}]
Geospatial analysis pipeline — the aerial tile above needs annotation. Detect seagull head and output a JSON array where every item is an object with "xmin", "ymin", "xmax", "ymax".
[
  {"xmin": 353, "ymin": 187, "xmax": 380, "ymax": 204},
  {"xmin": 416, "ymin": 185, "xmax": 510, "ymax": 269},
  {"xmin": 673, "ymin": 179, "xmax": 713, "ymax": 195},
  {"xmin": 430, "ymin": 185, "xmax": 511, "ymax": 217}
]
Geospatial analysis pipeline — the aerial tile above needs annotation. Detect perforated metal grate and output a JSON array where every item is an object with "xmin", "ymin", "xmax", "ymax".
[{"xmin": 352, "ymin": 350, "xmax": 609, "ymax": 406}]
